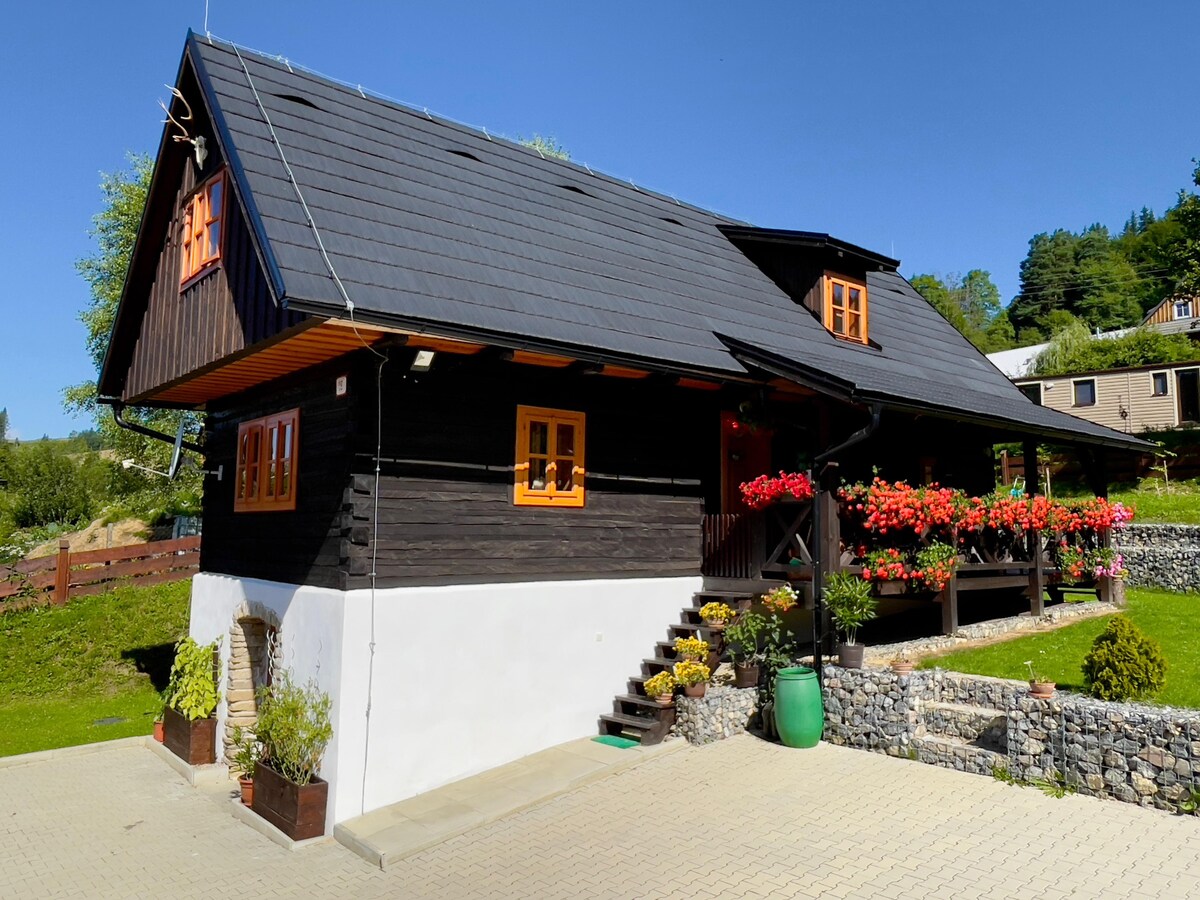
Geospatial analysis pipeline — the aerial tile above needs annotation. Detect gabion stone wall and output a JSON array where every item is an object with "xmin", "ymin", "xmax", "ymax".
[
  {"xmin": 1117, "ymin": 524, "xmax": 1200, "ymax": 593},
  {"xmin": 822, "ymin": 665, "xmax": 1200, "ymax": 814},
  {"xmin": 673, "ymin": 685, "xmax": 758, "ymax": 745}
]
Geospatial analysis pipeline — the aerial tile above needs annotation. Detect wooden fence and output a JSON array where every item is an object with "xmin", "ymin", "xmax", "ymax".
[{"xmin": 0, "ymin": 536, "xmax": 200, "ymax": 610}]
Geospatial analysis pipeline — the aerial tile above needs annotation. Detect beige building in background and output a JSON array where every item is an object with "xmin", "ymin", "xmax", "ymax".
[{"xmin": 1014, "ymin": 361, "xmax": 1200, "ymax": 434}]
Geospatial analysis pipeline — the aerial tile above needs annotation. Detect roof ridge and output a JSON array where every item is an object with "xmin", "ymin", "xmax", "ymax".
[{"xmin": 192, "ymin": 30, "xmax": 749, "ymax": 226}]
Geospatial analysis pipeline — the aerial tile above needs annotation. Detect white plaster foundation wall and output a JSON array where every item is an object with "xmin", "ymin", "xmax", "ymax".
[
  {"xmin": 188, "ymin": 573, "xmax": 347, "ymax": 831},
  {"xmin": 190, "ymin": 572, "xmax": 699, "ymax": 829},
  {"xmin": 333, "ymin": 575, "xmax": 699, "ymax": 823}
]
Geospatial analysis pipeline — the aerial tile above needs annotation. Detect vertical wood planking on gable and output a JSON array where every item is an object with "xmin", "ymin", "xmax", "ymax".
[{"xmin": 122, "ymin": 145, "xmax": 302, "ymax": 402}]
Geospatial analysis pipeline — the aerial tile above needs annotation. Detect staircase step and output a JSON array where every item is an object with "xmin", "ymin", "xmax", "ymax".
[
  {"xmin": 642, "ymin": 657, "xmax": 675, "ymax": 675},
  {"xmin": 598, "ymin": 712, "xmax": 670, "ymax": 745},
  {"xmin": 615, "ymin": 693, "xmax": 669, "ymax": 712},
  {"xmin": 668, "ymin": 622, "xmax": 722, "ymax": 638},
  {"xmin": 924, "ymin": 702, "xmax": 1008, "ymax": 748},
  {"xmin": 913, "ymin": 734, "xmax": 1006, "ymax": 777}
]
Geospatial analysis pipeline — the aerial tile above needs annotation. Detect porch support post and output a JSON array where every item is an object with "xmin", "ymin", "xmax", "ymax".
[
  {"xmin": 812, "ymin": 462, "xmax": 840, "ymax": 664},
  {"xmin": 1082, "ymin": 446, "xmax": 1114, "ymax": 604},
  {"xmin": 941, "ymin": 574, "xmax": 959, "ymax": 636},
  {"xmin": 1023, "ymin": 439, "xmax": 1044, "ymax": 617},
  {"xmin": 1022, "ymin": 439, "xmax": 1040, "ymax": 497}
]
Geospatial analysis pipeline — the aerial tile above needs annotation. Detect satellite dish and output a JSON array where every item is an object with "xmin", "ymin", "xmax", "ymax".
[{"xmin": 167, "ymin": 419, "xmax": 187, "ymax": 480}]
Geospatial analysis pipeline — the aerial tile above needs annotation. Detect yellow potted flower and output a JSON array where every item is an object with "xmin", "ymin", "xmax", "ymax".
[
  {"xmin": 699, "ymin": 601, "xmax": 737, "ymax": 631},
  {"xmin": 673, "ymin": 659, "xmax": 711, "ymax": 698},
  {"xmin": 673, "ymin": 636, "xmax": 708, "ymax": 661},
  {"xmin": 644, "ymin": 671, "xmax": 677, "ymax": 707}
]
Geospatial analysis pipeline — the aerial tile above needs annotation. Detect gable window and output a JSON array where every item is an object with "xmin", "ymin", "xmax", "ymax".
[
  {"xmin": 823, "ymin": 274, "xmax": 868, "ymax": 344},
  {"xmin": 1174, "ymin": 300, "xmax": 1193, "ymax": 320},
  {"xmin": 1072, "ymin": 378, "xmax": 1097, "ymax": 408},
  {"xmin": 514, "ymin": 405, "xmax": 585, "ymax": 507},
  {"xmin": 180, "ymin": 171, "xmax": 225, "ymax": 287},
  {"xmin": 1152, "ymin": 371, "xmax": 1169, "ymax": 397},
  {"xmin": 235, "ymin": 408, "xmax": 299, "ymax": 512}
]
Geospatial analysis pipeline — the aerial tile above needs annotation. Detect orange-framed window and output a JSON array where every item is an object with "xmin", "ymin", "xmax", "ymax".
[
  {"xmin": 514, "ymin": 406, "xmax": 585, "ymax": 507},
  {"xmin": 234, "ymin": 408, "xmax": 299, "ymax": 512},
  {"xmin": 180, "ymin": 170, "xmax": 225, "ymax": 286},
  {"xmin": 824, "ymin": 273, "xmax": 868, "ymax": 344}
]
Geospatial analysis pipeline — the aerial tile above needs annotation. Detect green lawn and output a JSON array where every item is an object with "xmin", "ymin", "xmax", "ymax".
[
  {"xmin": 921, "ymin": 587, "xmax": 1200, "ymax": 708},
  {"xmin": 0, "ymin": 580, "xmax": 190, "ymax": 756}
]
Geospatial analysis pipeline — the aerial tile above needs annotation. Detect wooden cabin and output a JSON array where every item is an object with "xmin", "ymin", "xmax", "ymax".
[{"xmin": 99, "ymin": 32, "xmax": 1150, "ymax": 830}]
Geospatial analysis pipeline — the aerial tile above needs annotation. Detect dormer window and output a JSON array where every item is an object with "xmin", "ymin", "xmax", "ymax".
[
  {"xmin": 824, "ymin": 273, "xmax": 868, "ymax": 344},
  {"xmin": 180, "ymin": 170, "xmax": 225, "ymax": 287},
  {"xmin": 1174, "ymin": 300, "xmax": 1193, "ymax": 320}
]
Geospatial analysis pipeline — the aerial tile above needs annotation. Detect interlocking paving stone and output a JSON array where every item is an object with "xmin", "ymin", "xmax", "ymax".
[{"xmin": 2, "ymin": 735, "xmax": 1200, "ymax": 898}]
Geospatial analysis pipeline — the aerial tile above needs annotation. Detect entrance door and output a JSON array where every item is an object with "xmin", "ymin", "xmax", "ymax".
[
  {"xmin": 720, "ymin": 411, "xmax": 772, "ymax": 513},
  {"xmin": 1178, "ymin": 369, "xmax": 1200, "ymax": 425}
]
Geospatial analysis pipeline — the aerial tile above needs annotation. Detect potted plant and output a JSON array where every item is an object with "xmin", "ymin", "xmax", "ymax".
[
  {"xmin": 672, "ymin": 659, "xmax": 711, "ymax": 698},
  {"xmin": 1025, "ymin": 660, "xmax": 1056, "ymax": 699},
  {"xmin": 823, "ymin": 572, "xmax": 877, "ymax": 669},
  {"xmin": 228, "ymin": 724, "xmax": 261, "ymax": 806},
  {"xmin": 153, "ymin": 687, "xmax": 169, "ymax": 743},
  {"xmin": 699, "ymin": 601, "xmax": 736, "ymax": 631},
  {"xmin": 162, "ymin": 637, "xmax": 221, "ymax": 765},
  {"xmin": 891, "ymin": 653, "xmax": 915, "ymax": 676},
  {"xmin": 725, "ymin": 611, "xmax": 768, "ymax": 688},
  {"xmin": 252, "ymin": 673, "xmax": 333, "ymax": 841},
  {"xmin": 643, "ymin": 671, "xmax": 677, "ymax": 707},
  {"xmin": 673, "ymin": 636, "xmax": 708, "ymax": 661}
]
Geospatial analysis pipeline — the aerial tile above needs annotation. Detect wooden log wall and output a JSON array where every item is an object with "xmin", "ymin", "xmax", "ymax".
[
  {"xmin": 341, "ymin": 352, "xmax": 720, "ymax": 588},
  {"xmin": 201, "ymin": 360, "xmax": 356, "ymax": 589}
]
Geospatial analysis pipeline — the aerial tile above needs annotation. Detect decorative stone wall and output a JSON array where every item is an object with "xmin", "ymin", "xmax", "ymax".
[
  {"xmin": 1117, "ymin": 524, "xmax": 1200, "ymax": 593},
  {"xmin": 673, "ymin": 685, "xmax": 758, "ymax": 745},
  {"xmin": 822, "ymin": 665, "xmax": 1200, "ymax": 814},
  {"xmin": 223, "ymin": 601, "xmax": 282, "ymax": 759}
]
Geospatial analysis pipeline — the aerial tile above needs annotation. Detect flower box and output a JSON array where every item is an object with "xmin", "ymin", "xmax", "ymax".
[
  {"xmin": 251, "ymin": 760, "xmax": 328, "ymax": 841},
  {"xmin": 161, "ymin": 705, "xmax": 216, "ymax": 766}
]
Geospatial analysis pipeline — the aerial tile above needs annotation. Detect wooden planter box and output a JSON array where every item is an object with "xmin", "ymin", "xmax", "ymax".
[
  {"xmin": 252, "ymin": 760, "xmax": 328, "ymax": 841},
  {"xmin": 161, "ymin": 706, "xmax": 216, "ymax": 765}
]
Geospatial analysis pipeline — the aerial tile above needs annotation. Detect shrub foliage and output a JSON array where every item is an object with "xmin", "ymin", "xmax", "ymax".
[{"xmin": 1082, "ymin": 616, "xmax": 1167, "ymax": 702}]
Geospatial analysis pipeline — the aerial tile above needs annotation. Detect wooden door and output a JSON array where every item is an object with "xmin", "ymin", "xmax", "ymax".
[{"xmin": 720, "ymin": 411, "xmax": 772, "ymax": 513}]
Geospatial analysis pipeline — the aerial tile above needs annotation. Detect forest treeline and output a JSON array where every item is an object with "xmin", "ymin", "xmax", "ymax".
[{"xmin": 912, "ymin": 159, "xmax": 1200, "ymax": 352}]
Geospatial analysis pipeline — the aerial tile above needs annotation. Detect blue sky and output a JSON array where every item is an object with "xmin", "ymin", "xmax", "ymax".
[{"xmin": 2, "ymin": 2, "xmax": 1198, "ymax": 438}]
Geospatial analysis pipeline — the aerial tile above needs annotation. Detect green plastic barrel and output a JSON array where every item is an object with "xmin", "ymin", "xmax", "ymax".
[{"xmin": 774, "ymin": 666, "xmax": 823, "ymax": 748}]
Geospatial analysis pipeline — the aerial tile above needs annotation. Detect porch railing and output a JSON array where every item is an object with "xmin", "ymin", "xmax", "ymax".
[{"xmin": 700, "ymin": 503, "xmax": 815, "ymax": 582}]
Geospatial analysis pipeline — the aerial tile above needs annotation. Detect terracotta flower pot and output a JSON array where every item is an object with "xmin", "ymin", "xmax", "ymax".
[
  {"xmin": 239, "ymin": 775, "xmax": 254, "ymax": 806},
  {"xmin": 683, "ymin": 682, "xmax": 707, "ymax": 699},
  {"xmin": 704, "ymin": 620, "xmax": 727, "ymax": 632},
  {"xmin": 1029, "ymin": 681, "xmax": 1056, "ymax": 699},
  {"xmin": 153, "ymin": 720, "xmax": 164, "ymax": 743},
  {"xmin": 891, "ymin": 662, "xmax": 915, "ymax": 676},
  {"xmin": 653, "ymin": 694, "xmax": 674, "ymax": 707}
]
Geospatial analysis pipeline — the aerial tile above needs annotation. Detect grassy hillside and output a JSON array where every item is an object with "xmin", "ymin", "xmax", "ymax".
[{"xmin": 0, "ymin": 580, "xmax": 191, "ymax": 756}]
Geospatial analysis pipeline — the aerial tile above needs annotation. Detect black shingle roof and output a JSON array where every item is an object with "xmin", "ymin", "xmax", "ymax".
[{"xmin": 188, "ymin": 33, "xmax": 1149, "ymax": 451}]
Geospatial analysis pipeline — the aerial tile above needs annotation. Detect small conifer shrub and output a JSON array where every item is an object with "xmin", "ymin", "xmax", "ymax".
[{"xmin": 1082, "ymin": 616, "xmax": 1167, "ymax": 702}]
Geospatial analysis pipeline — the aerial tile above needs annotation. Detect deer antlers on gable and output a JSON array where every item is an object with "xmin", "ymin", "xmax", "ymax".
[{"xmin": 158, "ymin": 86, "xmax": 208, "ymax": 169}]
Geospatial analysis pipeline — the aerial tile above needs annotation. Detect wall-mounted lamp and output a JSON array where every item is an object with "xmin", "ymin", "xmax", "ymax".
[{"xmin": 410, "ymin": 350, "xmax": 436, "ymax": 373}]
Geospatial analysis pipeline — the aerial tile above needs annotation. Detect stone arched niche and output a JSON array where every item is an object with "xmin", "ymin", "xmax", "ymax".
[{"xmin": 224, "ymin": 600, "xmax": 282, "ymax": 760}]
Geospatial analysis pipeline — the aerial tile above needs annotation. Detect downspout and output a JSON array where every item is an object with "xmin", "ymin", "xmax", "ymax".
[
  {"xmin": 110, "ymin": 402, "xmax": 204, "ymax": 454},
  {"xmin": 809, "ymin": 402, "xmax": 883, "ymax": 687}
]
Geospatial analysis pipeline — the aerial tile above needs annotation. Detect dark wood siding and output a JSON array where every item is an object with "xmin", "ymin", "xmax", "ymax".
[
  {"xmin": 200, "ymin": 361, "xmax": 356, "ymax": 589},
  {"xmin": 122, "ymin": 71, "xmax": 301, "ymax": 402},
  {"xmin": 343, "ymin": 354, "xmax": 717, "ymax": 587},
  {"xmin": 197, "ymin": 349, "xmax": 721, "ymax": 589}
]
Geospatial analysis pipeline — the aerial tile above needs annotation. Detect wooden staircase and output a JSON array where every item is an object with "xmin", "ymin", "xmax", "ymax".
[{"xmin": 598, "ymin": 590, "xmax": 757, "ymax": 745}]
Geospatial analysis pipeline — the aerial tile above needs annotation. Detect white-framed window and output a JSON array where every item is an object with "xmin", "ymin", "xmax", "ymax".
[
  {"xmin": 1072, "ymin": 378, "xmax": 1097, "ymax": 408},
  {"xmin": 1151, "ymin": 371, "xmax": 1170, "ymax": 397},
  {"xmin": 1174, "ymin": 300, "xmax": 1193, "ymax": 320}
]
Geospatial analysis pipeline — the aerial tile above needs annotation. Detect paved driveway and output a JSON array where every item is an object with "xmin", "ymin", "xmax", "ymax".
[{"xmin": 2, "ymin": 735, "xmax": 1198, "ymax": 899}]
